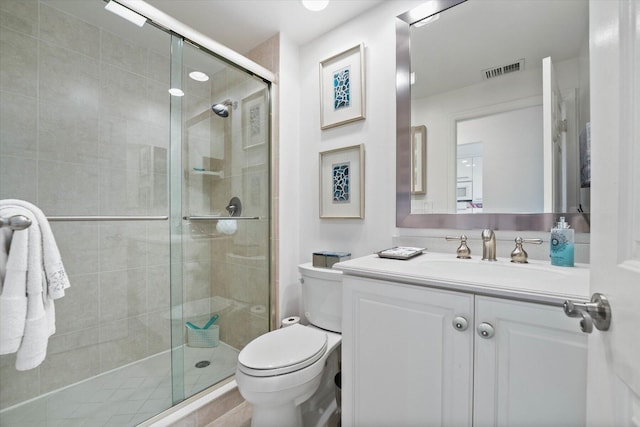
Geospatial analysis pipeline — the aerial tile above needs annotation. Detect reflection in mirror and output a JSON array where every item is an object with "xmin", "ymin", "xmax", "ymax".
[
  {"xmin": 411, "ymin": 125, "xmax": 427, "ymax": 195},
  {"xmin": 396, "ymin": 0, "xmax": 591, "ymax": 231}
]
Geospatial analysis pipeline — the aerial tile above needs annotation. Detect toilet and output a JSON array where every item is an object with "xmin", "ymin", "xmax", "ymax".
[{"xmin": 236, "ymin": 263, "xmax": 342, "ymax": 427}]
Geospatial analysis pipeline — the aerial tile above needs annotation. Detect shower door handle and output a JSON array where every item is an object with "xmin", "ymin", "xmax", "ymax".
[{"xmin": 183, "ymin": 216, "xmax": 260, "ymax": 221}]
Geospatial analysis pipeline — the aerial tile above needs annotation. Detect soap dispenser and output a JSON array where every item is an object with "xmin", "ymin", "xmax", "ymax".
[{"xmin": 550, "ymin": 217, "xmax": 574, "ymax": 267}]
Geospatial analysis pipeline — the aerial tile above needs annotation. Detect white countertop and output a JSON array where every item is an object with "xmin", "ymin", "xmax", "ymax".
[{"xmin": 334, "ymin": 252, "xmax": 590, "ymax": 306}]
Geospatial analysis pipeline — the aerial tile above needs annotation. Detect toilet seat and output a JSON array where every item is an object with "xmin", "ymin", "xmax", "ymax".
[{"xmin": 238, "ymin": 324, "xmax": 328, "ymax": 377}]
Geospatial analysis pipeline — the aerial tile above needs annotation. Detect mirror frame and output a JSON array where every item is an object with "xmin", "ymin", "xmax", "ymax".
[{"xmin": 395, "ymin": 0, "xmax": 590, "ymax": 232}]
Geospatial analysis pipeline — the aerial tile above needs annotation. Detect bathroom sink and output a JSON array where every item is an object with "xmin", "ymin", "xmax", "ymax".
[
  {"xmin": 415, "ymin": 258, "xmax": 566, "ymax": 284},
  {"xmin": 411, "ymin": 254, "xmax": 589, "ymax": 299},
  {"xmin": 335, "ymin": 252, "xmax": 590, "ymax": 305}
]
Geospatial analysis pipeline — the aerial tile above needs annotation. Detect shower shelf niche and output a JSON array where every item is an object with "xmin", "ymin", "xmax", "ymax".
[{"xmin": 190, "ymin": 170, "xmax": 224, "ymax": 178}]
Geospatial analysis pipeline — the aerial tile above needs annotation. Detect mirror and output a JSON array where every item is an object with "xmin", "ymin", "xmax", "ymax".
[{"xmin": 396, "ymin": 0, "xmax": 591, "ymax": 231}]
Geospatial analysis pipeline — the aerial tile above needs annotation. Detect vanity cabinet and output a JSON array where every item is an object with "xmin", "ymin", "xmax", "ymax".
[
  {"xmin": 473, "ymin": 296, "xmax": 587, "ymax": 426},
  {"xmin": 342, "ymin": 276, "xmax": 588, "ymax": 427}
]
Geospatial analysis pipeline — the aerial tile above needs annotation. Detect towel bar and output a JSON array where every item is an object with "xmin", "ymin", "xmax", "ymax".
[
  {"xmin": 0, "ymin": 215, "xmax": 169, "ymax": 230},
  {"xmin": 184, "ymin": 215, "xmax": 261, "ymax": 221},
  {"xmin": 47, "ymin": 215, "xmax": 169, "ymax": 222}
]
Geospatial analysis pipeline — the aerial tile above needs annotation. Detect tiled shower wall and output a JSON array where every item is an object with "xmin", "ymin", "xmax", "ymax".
[{"xmin": 0, "ymin": 0, "xmax": 172, "ymax": 409}]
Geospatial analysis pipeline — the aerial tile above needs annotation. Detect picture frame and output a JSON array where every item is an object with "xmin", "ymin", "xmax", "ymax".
[
  {"xmin": 411, "ymin": 125, "xmax": 427, "ymax": 195},
  {"xmin": 319, "ymin": 144, "xmax": 364, "ymax": 219},
  {"xmin": 319, "ymin": 43, "xmax": 365, "ymax": 129},
  {"xmin": 242, "ymin": 164, "xmax": 268, "ymax": 217},
  {"xmin": 242, "ymin": 89, "xmax": 268, "ymax": 149}
]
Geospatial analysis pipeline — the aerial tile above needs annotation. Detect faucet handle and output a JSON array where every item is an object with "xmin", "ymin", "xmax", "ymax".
[
  {"xmin": 445, "ymin": 235, "xmax": 471, "ymax": 259},
  {"xmin": 510, "ymin": 237, "xmax": 543, "ymax": 263}
]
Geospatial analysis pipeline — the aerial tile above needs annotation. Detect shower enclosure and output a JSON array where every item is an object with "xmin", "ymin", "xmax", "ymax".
[{"xmin": 0, "ymin": 1, "xmax": 271, "ymax": 425}]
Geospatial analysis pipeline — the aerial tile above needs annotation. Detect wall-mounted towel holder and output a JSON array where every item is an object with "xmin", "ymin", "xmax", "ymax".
[
  {"xmin": 0, "ymin": 215, "xmax": 32, "ymax": 230},
  {"xmin": 1, "ymin": 215, "xmax": 168, "ymax": 230}
]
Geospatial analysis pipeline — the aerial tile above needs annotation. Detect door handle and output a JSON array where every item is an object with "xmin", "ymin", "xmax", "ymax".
[{"xmin": 563, "ymin": 293, "xmax": 611, "ymax": 332}]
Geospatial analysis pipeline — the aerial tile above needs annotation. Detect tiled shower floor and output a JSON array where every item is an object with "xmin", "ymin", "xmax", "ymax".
[{"xmin": 0, "ymin": 343, "xmax": 239, "ymax": 427}]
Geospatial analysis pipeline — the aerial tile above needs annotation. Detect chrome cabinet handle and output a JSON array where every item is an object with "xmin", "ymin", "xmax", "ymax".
[
  {"xmin": 477, "ymin": 322, "xmax": 494, "ymax": 339},
  {"xmin": 452, "ymin": 316, "xmax": 469, "ymax": 331},
  {"xmin": 563, "ymin": 293, "xmax": 611, "ymax": 332}
]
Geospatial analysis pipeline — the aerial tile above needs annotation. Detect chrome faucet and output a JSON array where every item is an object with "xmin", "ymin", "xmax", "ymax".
[{"xmin": 481, "ymin": 229, "xmax": 497, "ymax": 261}]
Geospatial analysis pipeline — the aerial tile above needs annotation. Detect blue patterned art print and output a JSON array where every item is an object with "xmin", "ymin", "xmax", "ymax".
[
  {"xmin": 332, "ymin": 162, "xmax": 350, "ymax": 203},
  {"xmin": 333, "ymin": 66, "xmax": 351, "ymax": 110}
]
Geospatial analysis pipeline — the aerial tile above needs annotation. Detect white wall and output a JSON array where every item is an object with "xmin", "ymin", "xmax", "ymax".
[
  {"xmin": 276, "ymin": 1, "xmax": 425, "ymax": 319},
  {"xmin": 278, "ymin": 33, "xmax": 303, "ymax": 319}
]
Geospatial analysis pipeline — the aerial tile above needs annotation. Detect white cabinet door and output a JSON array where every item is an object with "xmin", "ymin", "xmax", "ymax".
[
  {"xmin": 473, "ymin": 296, "xmax": 588, "ymax": 427},
  {"xmin": 342, "ymin": 277, "xmax": 473, "ymax": 427}
]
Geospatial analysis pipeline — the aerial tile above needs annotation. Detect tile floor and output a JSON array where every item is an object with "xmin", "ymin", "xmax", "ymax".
[{"xmin": 0, "ymin": 344, "xmax": 239, "ymax": 427}]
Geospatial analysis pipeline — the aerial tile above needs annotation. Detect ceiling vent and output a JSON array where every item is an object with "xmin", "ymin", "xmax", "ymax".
[{"xmin": 482, "ymin": 59, "xmax": 525, "ymax": 80}]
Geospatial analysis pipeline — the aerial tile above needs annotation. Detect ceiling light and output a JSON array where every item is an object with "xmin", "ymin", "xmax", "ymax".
[
  {"xmin": 189, "ymin": 71, "xmax": 210, "ymax": 82},
  {"xmin": 105, "ymin": 1, "xmax": 147, "ymax": 27},
  {"xmin": 302, "ymin": 0, "xmax": 329, "ymax": 12},
  {"xmin": 168, "ymin": 88, "xmax": 184, "ymax": 97}
]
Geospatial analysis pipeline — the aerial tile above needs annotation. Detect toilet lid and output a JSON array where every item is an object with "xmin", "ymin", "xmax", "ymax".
[{"xmin": 238, "ymin": 324, "xmax": 328, "ymax": 377}]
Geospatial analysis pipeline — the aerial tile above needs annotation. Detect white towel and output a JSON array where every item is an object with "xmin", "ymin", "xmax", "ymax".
[
  {"xmin": 0, "ymin": 201, "xmax": 67, "ymax": 370},
  {"xmin": 1, "ymin": 199, "xmax": 70, "ymax": 299},
  {"xmin": 15, "ymin": 214, "xmax": 49, "ymax": 370},
  {"xmin": 0, "ymin": 208, "xmax": 29, "ymax": 355}
]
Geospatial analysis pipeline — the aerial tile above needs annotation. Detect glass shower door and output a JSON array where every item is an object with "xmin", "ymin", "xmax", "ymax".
[
  {"xmin": 174, "ymin": 41, "xmax": 271, "ymax": 399},
  {"xmin": 0, "ymin": 1, "xmax": 175, "ymax": 424}
]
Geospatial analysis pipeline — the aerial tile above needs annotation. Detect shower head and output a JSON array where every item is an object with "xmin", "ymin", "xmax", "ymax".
[
  {"xmin": 211, "ymin": 103, "xmax": 229, "ymax": 118},
  {"xmin": 211, "ymin": 100, "xmax": 236, "ymax": 118}
]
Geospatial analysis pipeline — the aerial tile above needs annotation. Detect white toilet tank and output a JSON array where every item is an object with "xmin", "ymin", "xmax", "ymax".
[{"xmin": 298, "ymin": 263, "xmax": 343, "ymax": 333}]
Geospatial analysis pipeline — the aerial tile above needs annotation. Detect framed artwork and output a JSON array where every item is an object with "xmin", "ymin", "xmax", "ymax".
[
  {"xmin": 411, "ymin": 125, "xmax": 427, "ymax": 194},
  {"xmin": 242, "ymin": 164, "xmax": 268, "ymax": 217},
  {"xmin": 319, "ymin": 144, "xmax": 364, "ymax": 219},
  {"xmin": 242, "ymin": 89, "xmax": 268, "ymax": 149},
  {"xmin": 319, "ymin": 43, "xmax": 365, "ymax": 129}
]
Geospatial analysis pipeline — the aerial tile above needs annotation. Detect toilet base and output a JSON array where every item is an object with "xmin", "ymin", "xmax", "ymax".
[
  {"xmin": 251, "ymin": 402, "xmax": 303, "ymax": 427},
  {"xmin": 241, "ymin": 374, "xmax": 321, "ymax": 427}
]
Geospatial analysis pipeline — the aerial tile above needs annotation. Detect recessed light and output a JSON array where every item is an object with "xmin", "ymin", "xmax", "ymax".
[
  {"xmin": 302, "ymin": 0, "xmax": 329, "ymax": 12},
  {"xmin": 189, "ymin": 71, "xmax": 209, "ymax": 82},
  {"xmin": 168, "ymin": 88, "xmax": 184, "ymax": 97}
]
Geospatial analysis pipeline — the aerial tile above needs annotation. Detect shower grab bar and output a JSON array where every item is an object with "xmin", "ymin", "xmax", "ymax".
[
  {"xmin": 1, "ymin": 214, "xmax": 168, "ymax": 230},
  {"xmin": 184, "ymin": 215, "xmax": 261, "ymax": 221}
]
